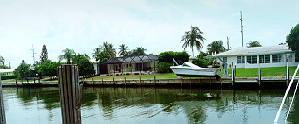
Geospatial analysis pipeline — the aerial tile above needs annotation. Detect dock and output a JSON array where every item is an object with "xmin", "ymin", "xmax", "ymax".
[
  {"xmin": 81, "ymin": 77, "xmax": 298, "ymax": 89},
  {"xmin": 2, "ymin": 77, "xmax": 296, "ymax": 90}
]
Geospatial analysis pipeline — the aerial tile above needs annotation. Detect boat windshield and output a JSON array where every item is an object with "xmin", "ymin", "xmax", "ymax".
[{"xmin": 182, "ymin": 63, "xmax": 190, "ymax": 67}]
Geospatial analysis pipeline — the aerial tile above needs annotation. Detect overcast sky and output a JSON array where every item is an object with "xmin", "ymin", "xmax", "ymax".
[{"xmin": 0, "ymin": 0, "xmax": 299, "ymax": 68}]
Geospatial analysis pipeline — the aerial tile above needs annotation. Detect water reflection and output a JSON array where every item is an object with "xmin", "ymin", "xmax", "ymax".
[
  {"xmin": 2, "ymin": 87, "xmax": 297, "ymax": 123},
  {"xmin": 16, "ymin": 87, "xmax": 60, "ymax": 110}
]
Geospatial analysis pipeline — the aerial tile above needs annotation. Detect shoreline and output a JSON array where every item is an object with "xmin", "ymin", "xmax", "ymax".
[{"xmin": 2, "ymin": 77, "xmax": 298, "ymax": 90}]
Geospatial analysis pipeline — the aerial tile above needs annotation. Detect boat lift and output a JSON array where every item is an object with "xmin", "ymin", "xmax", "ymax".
[{"xmin": 274, "ymin": 64, "xmax": 299, "ymax": 123}]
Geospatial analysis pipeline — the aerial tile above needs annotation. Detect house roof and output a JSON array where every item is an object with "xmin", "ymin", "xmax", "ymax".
[
  {"xmin": 216, "ymin": 45, "xmax": 293, "ymax": 56},
  {"xmin": 103, "ymin": 55, "xmax": 158, "ymax": 64}
]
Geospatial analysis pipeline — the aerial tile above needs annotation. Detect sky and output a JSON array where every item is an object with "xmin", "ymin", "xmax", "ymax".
[{"xmin": 0, "ymin": 0, "xmax": 299, "ymax": 68}]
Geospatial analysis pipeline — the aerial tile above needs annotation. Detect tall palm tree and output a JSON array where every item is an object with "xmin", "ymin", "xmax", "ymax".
[
  {"xmin": 59, "ymin": 48, "xmax": 76, "ymax": 63},
  {"xmin": 181, "ymin": 26, "xmax": 205, "ymax": 57},
  {"xmin": 119, "ymin": 44, "xmax": 129, "ymax": 57},
  {"xmin": 207, "ymin": 41, "xmax": 226, "ymax": 55},
  {"xmin": 0, "ymin": 55, "xmax": 4, "ymax": 66},
  {"xmin": 103, "ymin": 41, "xmax": 116, "ymax": 58}
]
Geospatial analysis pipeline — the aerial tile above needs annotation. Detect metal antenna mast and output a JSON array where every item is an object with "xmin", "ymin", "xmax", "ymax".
[
  {"xmin": 31, "ymin": 44, "xmax": 37, "ymax": 64},
  {"xmin": 227, "ymin": 36, "xmax": 230, "ymax": 50},
  {"xmin": 240, "ymin": 11, "xmax": 244, "ymax": 47}
]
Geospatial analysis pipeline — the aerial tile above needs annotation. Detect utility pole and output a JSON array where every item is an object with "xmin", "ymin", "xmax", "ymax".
[{"xmin": 240, "ymin": 11, "xmax": 244, "ymax": 47}]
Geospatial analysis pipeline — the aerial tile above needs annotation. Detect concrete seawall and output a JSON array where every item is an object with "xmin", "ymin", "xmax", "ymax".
[{"xmin": 2, "ymin": 78, "xmax": 297, "ymax": 90}]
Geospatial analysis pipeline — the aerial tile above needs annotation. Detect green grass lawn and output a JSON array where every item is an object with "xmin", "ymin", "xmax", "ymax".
[
  {"xmin": 222, "ymin": 66, "xmax": 299, "ymax": 77},
  {"xmin": 86, "ymin": 66, "xmax": 299, "ymax": 81}
]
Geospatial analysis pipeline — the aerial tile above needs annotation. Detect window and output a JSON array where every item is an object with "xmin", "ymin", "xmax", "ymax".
[
  {"xmin": 182, "ymin": 63, "xmax": 190, "ymax": 67},
  {"xmin": 247, "ymin": 55, "xmax": 257, "ymax": 64},
  {"xmin": 272, "ymin": 54, "xmax": 282, "ymax": 63},
  {"xmin": 223, "ymin": 57, "xmax": 227, "ymax": 63},
  {"xmin": 259, "ymin": 55, "xmax": 270, "ymax": 63},
  {"xmin": 237, "ymin": 56, "xmax": 245, "ymax": 63}
]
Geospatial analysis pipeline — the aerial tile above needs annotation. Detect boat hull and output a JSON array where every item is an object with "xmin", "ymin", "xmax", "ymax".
[{"xmin": 170, "ymin": 67, "xmax": 220, "ymax": 77}]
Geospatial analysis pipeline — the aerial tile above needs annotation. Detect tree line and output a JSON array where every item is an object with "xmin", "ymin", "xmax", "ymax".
[
  {"xmin": 13, "ymin": 42, "xmax": 148, "ymax": 80},
  {"xmin": 92, "ymin": 41, "xmax": 147, "ymax": 63},
  {"xmin": 11, "ymin": 23, "xmax": 299, "ymax": 78}
]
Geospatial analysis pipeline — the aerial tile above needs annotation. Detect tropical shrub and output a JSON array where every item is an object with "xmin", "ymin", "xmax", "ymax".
[
  {"xmin": 192, "ymin": 57, "xmax": 208, "ymax": 68},
  {"xmin": 158, "ymin": 51, "xmax": 189, "ymax": 64},
  {"xmin": 157, "ymin": 62, "xmax": 172, "ymax": 73}
]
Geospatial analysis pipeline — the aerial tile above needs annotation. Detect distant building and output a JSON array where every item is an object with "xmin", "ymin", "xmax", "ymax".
[
  {"xmin": 98, "ymin": 55, "xmax": 158, "ymax": 75},
  {"xmin": 216, "ymin": 45, "xmax": 299, "ymax": 68},
  {"xmin": 0, "ymin": 69, "xmax": 15, "ymax": 76}
]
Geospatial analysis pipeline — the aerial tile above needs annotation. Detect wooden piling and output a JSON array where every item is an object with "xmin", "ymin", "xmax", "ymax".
[
  {"xmin": 124, "ymin": 77, "xmax": 126, "ymax": 86},
  {"xmin": 92, "ymin": 78, "xmax": 94, "ymax": 85},
  {"xmin": 139, "ymin": 74, "xmax": 141, "ymax": 84},
  {"xmin": 286, "ymin": 64, "xmax": 289, "ymax": 86},
  {"xmin": 234, "ymin": 65, "xmax": 236, "ymax": 87},
  {"xmin": 258, "ymin": 65, "xmax": 261, "ymax": 87},
  {"xmin": 0, "ymin": 75, "xmax": 6, "ymax": 124},
  {"xmin": 232, "ymin": 63, "xmax": 235, "ymax": 87},
  {"xmin": 113, "ymin": 77, "xmax": 115, "ymax": 85},
  {"xmin": 58, "ymin": 64, "xmax": 81, "ymax": 124}
]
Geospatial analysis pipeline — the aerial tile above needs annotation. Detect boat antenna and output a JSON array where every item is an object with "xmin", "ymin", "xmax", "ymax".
[{"xmin": 173, "ymin": 58, "xmax": 179, "ymax": 66}]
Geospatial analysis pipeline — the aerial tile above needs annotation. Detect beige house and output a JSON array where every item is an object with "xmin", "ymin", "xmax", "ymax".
[{"xmin": 100, "ymin": 55, "xmax": 158, "ymax": 75}]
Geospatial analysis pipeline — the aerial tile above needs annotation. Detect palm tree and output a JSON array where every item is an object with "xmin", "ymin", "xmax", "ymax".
[
  {"xmin": 119, "ymin": 44, "xmax": 129, "ymax": 57},
  {"xmin": 181, "ymin": 26, "xmax": 205, "ymax": 57},
  {"xmin": 130, "ymin": 47, "xmax": 147, "ymax": 56},
  {"xmin": 59, "ymin": 48, "xmax": 76, "ymax": 63},
  {"xmin": 247, "ymin": 41, "xmax": 262, "ymax": 48},
  {"xmin": 0, "ymin": 55, "xmax": 4, "ymax": 66},
  {"xmin": 103, "ymin": 41, "xmax": 116, "ymax": 58},
  {"xmin": 207, "ymin": 41, "xmax": 226, "ymax": 55}
]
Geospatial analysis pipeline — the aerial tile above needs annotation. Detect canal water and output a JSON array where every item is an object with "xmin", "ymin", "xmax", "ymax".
[{"xmin": 2, "ymin": 87, "xmax": 298, "ymax": 124}]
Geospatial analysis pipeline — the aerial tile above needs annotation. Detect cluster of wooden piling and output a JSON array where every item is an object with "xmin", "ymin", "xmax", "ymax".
[{"xmin": 58, "ymin": 65, "xmax": 82, "ymax": 124}]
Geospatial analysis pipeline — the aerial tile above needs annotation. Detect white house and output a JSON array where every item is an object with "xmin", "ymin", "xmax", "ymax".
[
  {"xmin": 216, "ymin": 45, "xmax": 299, "ymax": 68},
  {"xmin": 0, "ymin": 69, "xmax": 15, "ymax": 76}
]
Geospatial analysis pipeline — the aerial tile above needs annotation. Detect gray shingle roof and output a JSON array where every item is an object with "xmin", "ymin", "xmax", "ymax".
[
  {"xmin": 217, "ymin": 45, "xmax": 293, "ymax": 56},
  {"xmin": 104, "ymin": 55, "xmax": 158, "ymax": 64}
]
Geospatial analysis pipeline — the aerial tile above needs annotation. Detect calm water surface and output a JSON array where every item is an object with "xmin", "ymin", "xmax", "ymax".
[{"xmin": 2, "ymin": 87, "xmax": 299, "ymax": 124}]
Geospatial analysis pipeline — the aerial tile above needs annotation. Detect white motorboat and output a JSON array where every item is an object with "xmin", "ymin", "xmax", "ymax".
[{"xmin": 170, "ymin": 62, "xmax": 221, "ymax": 79}]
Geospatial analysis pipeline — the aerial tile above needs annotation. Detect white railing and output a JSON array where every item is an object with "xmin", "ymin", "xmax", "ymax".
[{"xmin": 274, "ymin": 64, "xmax": 299, "ymax": 123}]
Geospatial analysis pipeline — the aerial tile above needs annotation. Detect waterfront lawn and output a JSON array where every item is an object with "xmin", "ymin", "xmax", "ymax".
[{"xmin": 223, "ymin": 66, "xmax": 299, "ymax": 77}]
